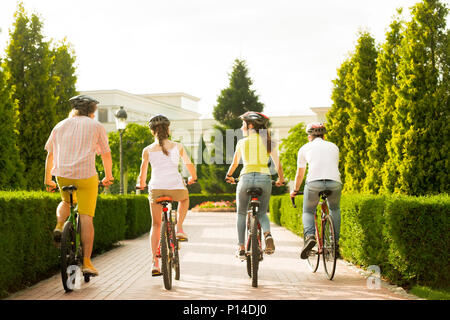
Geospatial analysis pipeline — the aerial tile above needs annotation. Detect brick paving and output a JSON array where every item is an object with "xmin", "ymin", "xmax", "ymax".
[{"xmin": 6, "ymin": 211, "xmax": 414, "ymax": 300}]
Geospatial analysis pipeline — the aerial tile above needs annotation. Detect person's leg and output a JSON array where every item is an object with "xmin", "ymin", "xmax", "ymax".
[
  {"xmin": 236, "ymin": 176, "xmax": 251, "ymax": 252},
  {"xmin": 302, "ymin": 181, "xmax": 322, "ymax": 238},
  {"xmin": 54, "ymin": 177, "xmax": 74, "ymax": 237},
  {"xmin": 150, "ymin": 201, "xmax": 163, "ymax": 269},
  {"xmin": 76, "ymin": 175, "xmax": 99, "ymax": 273},
  {"xmin": 80, "ymin": 214, "xmax": 94, "ymax": 260},
  {"xmin": 324, "ymin": 180, "xmax": 342, "ymax": 245},
  {"xmin": 253, "ymin": 174, "xmax": 272, "ymax": 235},
  {"xmin": 175, "ymin": 189, "xmax": 189, "ymax": 238}
]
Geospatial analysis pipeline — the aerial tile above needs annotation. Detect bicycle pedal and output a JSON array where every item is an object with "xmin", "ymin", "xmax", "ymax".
[
  {"xmin": 152, "ymin": 272, "xmax": 163, "ymax": 277},
  {"xmin": 177, "ymin": 238, "xmax": 188, "ymax": 242}
]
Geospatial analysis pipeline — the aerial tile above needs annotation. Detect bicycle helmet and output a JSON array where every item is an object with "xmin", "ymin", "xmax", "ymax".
[
  {"xmin": 148, "ymin": 114, "xmax": 170, "ymax": 129},
  {"xmin": 305, "ymin": 122, "xmax": 327, "ymax": 135},
  {"xmin": 69, "ymin": 95, "xmax": 99, "ymax": 109},
  {"xmin": 239, "ymin": 111, "xmax": 269, "ymax": 127}
]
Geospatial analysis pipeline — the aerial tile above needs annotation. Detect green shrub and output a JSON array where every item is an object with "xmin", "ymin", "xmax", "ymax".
[
  {"xmin": 269, "ymin": 193, "xmax": 450, "ymax": 289},
  {"xmin": 0, "ymin": 191, "xmax": 153, "ymax": 298}
]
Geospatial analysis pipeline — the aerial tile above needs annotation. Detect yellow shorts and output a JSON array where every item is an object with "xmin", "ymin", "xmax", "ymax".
[
  {"xmin": 56, "ymin": 175, "xmax": 99, "ymax": 217},
  {"xmin": 148, "ymin": 189, "xmax": 189, "ymax": 204}
]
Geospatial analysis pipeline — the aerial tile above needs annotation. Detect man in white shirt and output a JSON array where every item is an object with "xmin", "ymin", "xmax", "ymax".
[{"xmin": 290, "ymin": 122, "xmax": 343, "ymax": 259}]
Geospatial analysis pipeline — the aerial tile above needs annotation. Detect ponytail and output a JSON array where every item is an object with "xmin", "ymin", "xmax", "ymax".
[{"xmin": 151, "ymin": 123, "xmax": 170, "ymax": 156}]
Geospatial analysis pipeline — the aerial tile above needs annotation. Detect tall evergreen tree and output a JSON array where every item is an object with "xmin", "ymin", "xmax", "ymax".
[
  {"xmin": 326, "ymin": 58, "xmax": 354, "ymax": 187},
  {"xmin": 201, "ymin": 58, "xmax": 264, "ymax": 193},
  {"xmin": 51, "ymin": 39, "xmax": 78, "ymax": 122},
  {"xmin": 213, "ymin": 59, "xmax": 264, "ymax": 129},
  {"xmin": 5, "ymin": 3, "xmax": 58, "ymax": 190},
  {"xmin": 342, "ymin": 31, "xmax": 378, "ymax": 193},
  {"xmin": 384, "ymin": 0, "xmax": 449, "ymax": 195},
  {"xmin": 0, "ymin": 59, "xmax": 25, "ymax": 189},
  {"xmin": 364, "ymin": 12, "xmax": 405, "ymax": 194}
]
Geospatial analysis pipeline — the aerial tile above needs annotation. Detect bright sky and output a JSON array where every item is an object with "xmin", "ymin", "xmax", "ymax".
[{"xmin": 0, "ymin": 0, "xmax": 441, "ymax": 118}]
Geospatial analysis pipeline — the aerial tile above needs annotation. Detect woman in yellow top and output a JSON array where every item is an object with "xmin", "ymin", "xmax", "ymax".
[{"xmin": 226, "ymin": 111, "xmax": 285, "ymax": 260}]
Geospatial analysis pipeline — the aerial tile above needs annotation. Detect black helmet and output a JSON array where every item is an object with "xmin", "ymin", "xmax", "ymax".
[
  {"xmin": 239, "ymin": 111, "xmax": 269, "ymax": 127},
  {"xmin": 148, "ymin": 114, "xmax": 170, "ymax": 128},
  {"xmin": 305, "ymin": 122, "xmax": 327, "ymax": 135},
  {"xmin": 69, "ymin": 95, "xmax": 99, "ymax": 109}
]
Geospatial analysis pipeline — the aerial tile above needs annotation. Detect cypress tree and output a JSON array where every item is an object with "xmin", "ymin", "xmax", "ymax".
[
  {"xmin": 364, "ymin": 12, "xmax": 405, "ymax": 194},
  {"xmin": 5, "ymin": 3, "xmax": 58, "ymax": 190},
  {"xmin": 213, "ymin": 59, "xmax": 264, "ymax": 129},
  {"xmin": 51, "ymin": 39, "xmax": 78, "ymax": 122},
  {"xmin": 326, "ymin": 58, "xmax": 354, "ymax": 187},
  {"xmin": 384, "ymin": 0, "xmax": 449, "ymax": 195},
  {"xmin": 201, "ymin": 58, "xmax": 265, "ymax": 193},
  {"xmin": 0, "ymin": 59, "xmax": 25, "ymax": 189},
  {"xmin": 342, "ymin": 31, "xmax": 378, "ymax": 193}
]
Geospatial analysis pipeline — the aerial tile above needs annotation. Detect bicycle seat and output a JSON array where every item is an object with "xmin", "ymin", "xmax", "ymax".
[
  {"xmin": 319, "ymin": 190, "xmax": 332, "ymax": 198},
  {"xmin": 61, "ymin": 185, "xmax": 77, "ymax": 193},
  {"xmin": 156, "ymin": 196, "xmax": 173, "ymax": 204},
  {"xmin": 247, "ymin": 187, "xmax": 263, "ymax": 197}
]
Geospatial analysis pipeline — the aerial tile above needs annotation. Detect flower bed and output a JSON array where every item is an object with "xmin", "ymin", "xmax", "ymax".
[{"xmin": 191, "ymin": 200, "xmax": 236, "ymax": 212}]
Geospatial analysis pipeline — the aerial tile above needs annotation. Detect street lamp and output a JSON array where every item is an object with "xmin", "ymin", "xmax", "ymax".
[{"xmin": 114, "ymin": 106, "xmax": 127, "ymax": 194}]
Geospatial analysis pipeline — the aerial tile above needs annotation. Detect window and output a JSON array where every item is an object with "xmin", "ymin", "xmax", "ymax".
[{"xmin": 98, "ymin": 108, "xmax": 108, "ymax": 123}]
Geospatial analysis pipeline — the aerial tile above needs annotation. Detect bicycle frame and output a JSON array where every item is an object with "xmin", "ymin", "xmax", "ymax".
[
  {"xmin": 246, "ymin": 196, "xmax": 262, "ymax": 255},
  {"xmin": 313, "ymin": 195, "xmax": 330, "ymax": 255}
]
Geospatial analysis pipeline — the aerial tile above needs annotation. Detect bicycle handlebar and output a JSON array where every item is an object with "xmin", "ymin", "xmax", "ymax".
[
  {"xmin": 47, "ymin": 181, "xmax": 109, "ymax": 193},
  {"xmin": 225, "ymin": 177, "xmax": 286, "ymax": 186},
  {"xmin": 290, "ymin": 190, "xmax": 303, "ymax": 208}
]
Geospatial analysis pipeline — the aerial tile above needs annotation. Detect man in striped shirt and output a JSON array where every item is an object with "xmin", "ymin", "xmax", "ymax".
[{"xmin": 44, "ymin": 95, "xmax": 114, "ymax": 277}]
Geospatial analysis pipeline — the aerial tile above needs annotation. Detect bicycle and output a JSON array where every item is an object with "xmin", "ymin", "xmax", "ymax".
[
  {"xmin": 54, "ymin": 182, "xmax": 106, "ymax": 292},
  {"xmin": 291, "ymin": 189, "xmax": 337, "ymax": 280},
  {"xmin": 227, "ymin": 177, "xmax": 279, "ymax": 288},
  {"xmin": 135, "ymin": 186, "xmax": 181, "ymax": 290}
]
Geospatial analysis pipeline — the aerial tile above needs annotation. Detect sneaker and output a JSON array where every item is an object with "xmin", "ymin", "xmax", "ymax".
[
  {"xmin": 236, "ymin": 249, "xmax": 246, "ymax": 261},
  {"xmin": 264, "ymin": 233, "xmax": 275, "ymax": 255},
  {"xmin": 176, "ymin": 230, "xmax": 188, "ymax": 242},
  {"xmin": 53, "ymin": 222, "xmax": 64, "ymax": 242},
  {"xmin": 301, "ymin": 235, "xmax": 316, "ymax": 259},
  {"xmin": 151, "ymin": 259, "xmax": 162, "ymax": 277},
  {"xmin": 82, "ymin": 258, "xmax": 99, "ymax": 276}
]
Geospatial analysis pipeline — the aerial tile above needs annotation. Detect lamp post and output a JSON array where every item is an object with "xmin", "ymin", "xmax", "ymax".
[{"xmin": 114, "ymin": 106, "xmax": 127, "ymax": 194}]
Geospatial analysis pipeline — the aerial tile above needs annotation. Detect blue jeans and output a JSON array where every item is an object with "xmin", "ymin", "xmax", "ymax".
[
  {"xmin": 236, "ymin": 172, "xmax": 272, "ymax": 246},
  {"xmin": 303, "ymin": 180, "xmax": 342, "ymax": 244}
]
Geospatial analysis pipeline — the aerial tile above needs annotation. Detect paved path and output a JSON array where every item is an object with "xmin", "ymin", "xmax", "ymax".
[{"xmin": 7, "ymin": 211, "xmax": 414, "ymax": 300}]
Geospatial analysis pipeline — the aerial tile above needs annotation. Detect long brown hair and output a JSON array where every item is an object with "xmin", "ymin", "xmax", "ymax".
[
  {"xmin": 150, "ymin": 122, "xmax": 170, "ymax": 156},
  {"xmin": 245, "ymin": 120, "xmax": 272, "ymax": 153}
]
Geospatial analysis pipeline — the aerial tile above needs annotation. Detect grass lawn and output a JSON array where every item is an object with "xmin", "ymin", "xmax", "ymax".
[{"xmin": 409, "ymin": 286, "xmax": 450, "ymax": 300}]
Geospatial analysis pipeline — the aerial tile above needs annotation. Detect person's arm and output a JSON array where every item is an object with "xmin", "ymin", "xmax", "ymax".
[
  {"xmin": 225, "ymin": 148, "xmax": 242, "ymax": 183},
  {"xmin": 137, "ymin": 148, "xmax": 149, "ymax": 188},
  {"xmin": 100, "ymin": 151, "xmax": 114, "ymax": 186},
  {"xmin": 292, "ymin": 167, "xmax": 306, "ymax": 193},
  {"xmin": 270, "ymin": 147, "xmax": 285, "ymax": 186},
  {"xmin": 44, "ymin": 151, "xmax": 57, "ymax": 192},
  {"xmin": 179, "ymin": 144, "xmax": 197, "ymax": 184}
]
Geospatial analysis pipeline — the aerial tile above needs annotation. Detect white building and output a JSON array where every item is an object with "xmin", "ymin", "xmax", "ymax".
[{"xmin": 82, "ymin": 89, "xmax": 330, "ymax": 159}]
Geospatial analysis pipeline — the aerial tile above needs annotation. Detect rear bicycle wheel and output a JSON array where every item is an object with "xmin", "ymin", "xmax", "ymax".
[
  {"xmin": 250, "ymin": 216, "xmax": 259, "ymax": 288},
  {"xmin": 60, "ymin": 221, "xmax": 76, "ymax": 292},
  {"xmin": 322, "ymin": 215, "xmax": 337, "ymax": 280},
  {"xmin": 306, "ymin": 234, "xmax": 320, "ymax": 273},
  {"xmin": 171, "ymin": 224, "xmax": 180, "ymax": 280},
  {"xmin": 160, "ymin": 221, "xmax": 172, "ymax": 290}
]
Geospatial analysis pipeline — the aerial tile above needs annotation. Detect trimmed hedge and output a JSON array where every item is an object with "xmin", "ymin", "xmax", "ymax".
[
  {"xmin": 0, "ymin": 191, "xmax": 151, "ymax": 298},
  {"xmin": 269, "ymin": 193, "xmax": 450, "ymax": 289}
]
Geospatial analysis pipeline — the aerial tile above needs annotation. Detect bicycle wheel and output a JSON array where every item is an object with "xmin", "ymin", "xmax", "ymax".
[
  {"xmin": 306, "ymin": 234, "xmax": 320, "ymax": 273},
  {"xmin": 171, "ymin": 224, "xmax": 180, "ymax": 281},
  {"xmin": 76, "ymin": 215, "xmax": 89, "ymax": 283},
  {"xmin": 60, "ymin": 221, "xmax": 76, "ymax": 292},
  {"xmin": 250, "ymin": 216, "xmax": 259, "ymax": 288},
  {"xmin": 322, "ymin": 215, "xmax": 337, "ymax": 280},
  {"xmin": 160, "ymin": 221, "xmax": 173, "ymax": 290}
]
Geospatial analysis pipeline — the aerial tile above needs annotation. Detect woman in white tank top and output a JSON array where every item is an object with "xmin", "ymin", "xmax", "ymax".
[{"xmin": 137, "ymin": 115, "xmax": 197, "ymax": 275}]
